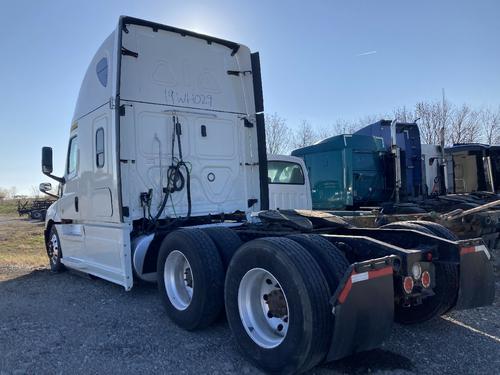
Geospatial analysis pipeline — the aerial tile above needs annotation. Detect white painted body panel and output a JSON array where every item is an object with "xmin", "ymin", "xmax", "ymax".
[
  {"xmin": 420, "ymin": 144, "xmax": 442, "ymax": 196},
  {"xmin": 119, "ymin": 24, "xmax": 260, "ymax": 220},
  {"xmin": 267, "ymin": 155, "xmax": 312, "ymax": 210},
  {"xmin": 45, "ymin": 17, "xmax": 261, "ymax": 290}
]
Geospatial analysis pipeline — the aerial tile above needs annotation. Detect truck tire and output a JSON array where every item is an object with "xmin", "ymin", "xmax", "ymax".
[
  {"xmin": 382, "ymin": 221, "xmax": 459, "ymax": 324},
  {"xmin": 380, "ymin": 221, "xmax": 434, "ymax": 235},
  {"xmin": 30, "ymin": 210, "xmax": 43, "ymax": 221},
  {"xmin": 406, "ymin": 220, "xmax": 458, "ymax": 241},
  {"xmin": 287, "ymin": 234, "xmax": 349, "ymax": 294},
  {"xmin": 225, "ymin": 237, "xmax": 332, "ymax": 374},
  {"xmin": 202, "ymin": 227, "xmax": 242, "ymax": 270},
  {"xmin": 46, "ymin": 226, "xmax": 65, "ymax": 273},
  {"xmin": 157, "ymin": 228, "xmax": 224, "ymax": 330}
]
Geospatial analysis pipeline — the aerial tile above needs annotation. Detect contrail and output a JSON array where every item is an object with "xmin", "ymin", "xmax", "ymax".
[{"xmin": 356, "ymin": 50, "xmax": 377, "ymax": 57}]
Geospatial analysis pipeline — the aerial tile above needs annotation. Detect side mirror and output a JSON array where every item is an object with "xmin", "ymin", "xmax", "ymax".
[
  {"xmin": 39, "ymin": 182, "xmax": 52, "ymax": 192},
  {"xmin": 41, "ymin": 147, "xmax": 64, "ymax": 183},
  {"xmin": 39, "ymin": 182, "xmax": 59, "ymax": 199},
  {"xmin": 42, "ymin": 147, "xmax": 53, "ymax": 174}
]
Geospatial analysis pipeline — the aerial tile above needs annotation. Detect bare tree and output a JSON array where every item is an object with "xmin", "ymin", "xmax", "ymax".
[
  {"xmin": 30, "ymin": 185, "xmax": 41, "ymax": 198},
  {"xmin": 415, "ymin": 100, "xmax": 448, "ymax": 145},
  {"xmin": 293, "ymin": 120, "xmax": 318, "ymax": 149},
  {"xmin": 393, "ymin": 106, "xmax": 415, "ymax": 123},
  {"xmin": 326, "ymin": 119, "xmax": 357, "ymax": 137},
  {"xmin": 353, "ymin": 114, "xmax": 384, "ymax": 130},
  {"xmin": 316, "ymin": 126, "xmax": 335, "ymax": 140},
  {"xmin": 263, "ymin": 100, "xmax": 499, "ymax": 157},
  {"xmin": 481, "ymin": 106, "xmax": 500, "ymax": 144},
  {"xmin": 321, "ymin": 115, "xmax": 387, "ymax": 138},
  {"xmin": 448, "ymin": 104, "xmax": 481, "ymax": 144},
  {"xmin": 265, "ymin": 113, "xmax": 292, "ymax": 155}
]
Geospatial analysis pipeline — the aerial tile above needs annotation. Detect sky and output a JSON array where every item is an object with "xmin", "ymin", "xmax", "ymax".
[{"xmin": 1, "ymin": 0, "xmax": 499, "ymax": 195}]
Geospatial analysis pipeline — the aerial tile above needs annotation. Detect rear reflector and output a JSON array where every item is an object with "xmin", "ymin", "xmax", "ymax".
[
  {"xmin": 403, "ymin": 276, "xmax": 414, "ymax": 294},
  {"xmin": 421, "ymin": 271, "xmax": 431, "ymax": 288}
]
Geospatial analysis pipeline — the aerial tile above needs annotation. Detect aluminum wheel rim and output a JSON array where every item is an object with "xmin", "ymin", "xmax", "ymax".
[
  {"xmin": 48, "ymin": 233, "xmax": 60, "ymax": 264},
  {"xmin": 164, "ymin": 250, "xmax": 194, "ymax": 311},
  {"xmin": 238, "ymin": 268, "xmax": 290, "ymax": 349}
]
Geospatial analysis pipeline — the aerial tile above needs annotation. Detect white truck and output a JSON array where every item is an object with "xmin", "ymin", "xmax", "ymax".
[
  {"xmin": 267, "ymin": 155, "xmax": 312, "ymax": 210},
  {"xmin": 40, "ymin": 16, "xmax": 494, "ymax": 374}
]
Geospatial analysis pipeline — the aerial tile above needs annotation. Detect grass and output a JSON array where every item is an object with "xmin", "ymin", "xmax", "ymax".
[
  {"xmin": 0, "ymin": 200, "xmax": 47, "ymax": 272},
  {"xmin": 0, "ymin": 199, "xmax": 19, "ymax": 215}
]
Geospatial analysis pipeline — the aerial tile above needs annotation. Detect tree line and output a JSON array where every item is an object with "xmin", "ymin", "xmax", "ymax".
[
  {"xmin": 265, "ymin": 99, "xmax": 500, "ymax": 155},
  {"xmin": 0, "ymin": 186, "xmax": 41, "ymax": 200}
]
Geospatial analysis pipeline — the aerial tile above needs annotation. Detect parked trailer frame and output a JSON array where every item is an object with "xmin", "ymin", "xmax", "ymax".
[{"xmin": 17, "ymin": 198, "xmax": 54, "ymax": 221}]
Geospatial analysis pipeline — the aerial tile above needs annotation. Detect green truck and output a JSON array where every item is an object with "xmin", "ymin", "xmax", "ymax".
[{"xmin": 292, "ymin": 134, "xmax": 390, "ymax": 210}]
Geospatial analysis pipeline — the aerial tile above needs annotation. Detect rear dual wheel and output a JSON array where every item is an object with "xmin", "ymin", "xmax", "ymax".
[
  {"xmin": 157, "ymin": 227, "xmax": 243, "ymax": 330},
  {"xmin": 158, "ymin": 230, "xmax": 346, "ymax": 373},
  {"xmin": 225, "ymin": 237, "xmax": 334, "ymax": 374},
  {"xmin": 157, "ymin": 228, "xmax": 225, "ymax": 330}
]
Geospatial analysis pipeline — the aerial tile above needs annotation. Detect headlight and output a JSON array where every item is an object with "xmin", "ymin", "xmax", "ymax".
[{"xmin": 411, "ymin": 263, "xmax": 422, "ymax": 280}]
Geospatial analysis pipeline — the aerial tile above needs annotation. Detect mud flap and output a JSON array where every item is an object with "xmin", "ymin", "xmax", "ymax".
[
  {"xmin": 455, "ymin": 242, "xmax": 495, "ymax": 310},
  {"xmin": 326, "ymin": 256, "xmax": 396, "ymax": 362}
]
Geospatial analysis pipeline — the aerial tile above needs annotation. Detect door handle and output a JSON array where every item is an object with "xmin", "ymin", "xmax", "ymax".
[{"xmin": 74, "ymin": 196, "xmax": 79, "ymax": 212}]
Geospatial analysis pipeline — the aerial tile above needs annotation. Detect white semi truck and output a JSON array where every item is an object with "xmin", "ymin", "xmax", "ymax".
[
  {"xmin": 41, "ymin": 17, "xmax": 494, "ymax": 374},
  {"xmin": 267, "ymin": 155, "xmax": 312, "ymax": 210}
]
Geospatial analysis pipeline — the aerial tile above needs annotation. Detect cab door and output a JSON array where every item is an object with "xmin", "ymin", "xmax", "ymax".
[{"xmin": 56, "ymin": 131, "xmax": 85, "ymax": 262}]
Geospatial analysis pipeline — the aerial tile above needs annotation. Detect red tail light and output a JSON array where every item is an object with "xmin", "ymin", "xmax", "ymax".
[
  {"xmin": 421, "ymin": 271, "xmax": 431, "ymax": 288},
  {"xmin": 403, "ymin": 276, "xmax": 414, "ymax": 294}
]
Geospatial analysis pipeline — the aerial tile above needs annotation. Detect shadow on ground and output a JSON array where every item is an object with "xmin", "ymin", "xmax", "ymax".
[{"xmin": 321, "ymin": 349, "xmax": 414, "ymax": 373}]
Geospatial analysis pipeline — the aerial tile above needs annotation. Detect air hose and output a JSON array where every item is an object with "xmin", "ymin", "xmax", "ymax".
[{"xmin": 148, "ymin": 115, "xmax": 192, "ymax": 227}]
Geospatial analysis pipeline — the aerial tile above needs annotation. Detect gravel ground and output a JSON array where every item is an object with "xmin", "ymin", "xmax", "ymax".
[{"xmin": 0, "ymin": 267, "xmax": 499, "ymax": 375}]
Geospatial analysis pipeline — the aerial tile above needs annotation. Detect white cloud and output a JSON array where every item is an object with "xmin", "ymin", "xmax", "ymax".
[{"xmin": 356, "ymin": 50, "xmax": 377, "ymax": 57}]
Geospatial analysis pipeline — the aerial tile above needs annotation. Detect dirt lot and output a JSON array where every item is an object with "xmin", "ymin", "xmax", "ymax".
[{"xmin": 0, "ymin": 208, "xmax": 499, "ymax": 374}]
